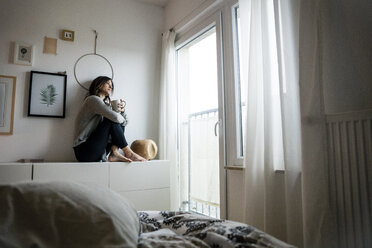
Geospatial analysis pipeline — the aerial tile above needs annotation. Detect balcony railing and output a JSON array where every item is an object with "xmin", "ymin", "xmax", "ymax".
[{"xmin": 180, "ymin": 108, "xmax": 220, "ymax": 218}]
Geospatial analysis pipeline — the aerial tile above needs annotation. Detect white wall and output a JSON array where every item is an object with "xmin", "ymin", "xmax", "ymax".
[
  {"xmin": 226, "ymin": 169, "xmax": 244, "ymax": 222},
  {"xmin": 0, "ymin": 0, "xmax": 163, "ymax": 162},
  {"xmin": 321, "ymin": 0, "xmax": 372, "ymax": 114},
  {"xmin": 163, "ymin": 0, "xmax": 206, "ymax": 31}
]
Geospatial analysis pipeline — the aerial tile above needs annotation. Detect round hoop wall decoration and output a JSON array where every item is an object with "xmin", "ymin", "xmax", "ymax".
[{"xmin": 74, "ymin": 30, "xmax": 114, "ymax": 90}]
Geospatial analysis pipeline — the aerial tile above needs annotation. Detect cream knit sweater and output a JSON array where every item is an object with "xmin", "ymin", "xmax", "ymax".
[{"xmin": 73, "ymin": 95, "xmax": 128, "ymax": 147}]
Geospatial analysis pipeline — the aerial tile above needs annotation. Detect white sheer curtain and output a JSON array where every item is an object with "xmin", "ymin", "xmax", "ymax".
[
  {"xmin": 159, "ymin": 30, "xmax": 179, "ymax": 210},
  {"xmin": 240, "ymin": 0, "xmax": 335, "ymax": 247}
]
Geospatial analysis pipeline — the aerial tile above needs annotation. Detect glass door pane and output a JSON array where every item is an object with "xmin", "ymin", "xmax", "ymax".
[
  {"xmin": 177, "ymin": 27, "xmax": 220, "ymax": 218},
  {"xmin": 233, "ymin": 6, "xmax": 246, "ymax": 157}
]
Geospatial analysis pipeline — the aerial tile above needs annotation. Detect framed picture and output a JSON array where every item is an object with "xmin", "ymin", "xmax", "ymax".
[
  {"xmin": 0, "ymin": 75, "xmax": 16, "ymax": 135},
  {"xmin": 62, "ymin": 29, "xmax": 75, "ymax": 42},
  {"xmin": 13, "ymin": 42, "xmax": 34, "ymax": 66},
  {"xmin": 28, "ymin": 71, "xmax": 67, "ymax": 118}
]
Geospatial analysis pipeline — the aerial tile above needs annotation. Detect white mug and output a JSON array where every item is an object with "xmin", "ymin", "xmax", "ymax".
[
  {"xmin": 111, "ymin": 99, "xmax": 120, "ymax": 112},
  {"xmin": 111, "ymin": 99, "xmax": 126, "ymax": 112}
]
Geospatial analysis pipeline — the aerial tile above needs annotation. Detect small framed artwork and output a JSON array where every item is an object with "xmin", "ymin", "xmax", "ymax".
[
  {"xmin": 28, "ymin": 71, "xmax": 67, "ymax": 118},
  {"xmin": 62, "ymin": 29, "xmax": 75, "ymax": 42},
  {"xmin": 13, "ymin": 42, "xmax": 34, "ymax": 66},
  {"xmin": 43, "ymin": 37, "xmax": 57, "ymax": 55},
  {"xmin": 0, "ymin": 75, "xmax": 16, "ymax": 135}
]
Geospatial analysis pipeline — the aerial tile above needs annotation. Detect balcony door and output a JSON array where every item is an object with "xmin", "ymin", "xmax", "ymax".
[{"xmin": 176, "ymin": 13, "xmax": 225, "ymax": 218}]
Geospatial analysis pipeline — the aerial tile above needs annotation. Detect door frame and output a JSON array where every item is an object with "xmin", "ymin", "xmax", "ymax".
[{"xmin": 175, "ymin": 10, "xmax": 227, "ymax": 219}]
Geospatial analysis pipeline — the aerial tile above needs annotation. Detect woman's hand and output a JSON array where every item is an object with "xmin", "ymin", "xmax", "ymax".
[{"xmin": 118, "ymin": 99, "xmax": 126, "ymax": 113}]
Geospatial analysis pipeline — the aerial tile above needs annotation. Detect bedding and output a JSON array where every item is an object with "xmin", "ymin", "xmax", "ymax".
[{"xmin": 138, "ymin": 211, "xmax": 295, "ymax": 248}]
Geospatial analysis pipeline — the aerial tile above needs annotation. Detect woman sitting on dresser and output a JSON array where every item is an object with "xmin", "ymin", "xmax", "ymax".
[{"xmin": 73, "ymin": 76, "xmax": 146, "ymax": 162}]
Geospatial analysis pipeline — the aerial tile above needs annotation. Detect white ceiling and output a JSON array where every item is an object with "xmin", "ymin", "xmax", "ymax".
[{"xmin": 135, "ymin": 0, "xmax": 169, "ymax": 7}]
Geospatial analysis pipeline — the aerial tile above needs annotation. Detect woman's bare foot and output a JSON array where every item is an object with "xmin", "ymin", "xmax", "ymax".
[
  {"xmin": 129, "ymin": 152, "xmax": 147, "ymax": 162},
  {"xmin": 123, "ymin": 146, "xmax": 147, "ymax": 162},
  {"xmin": 109, "ymin": 145, "xmax": 132, "ymax": 162}
]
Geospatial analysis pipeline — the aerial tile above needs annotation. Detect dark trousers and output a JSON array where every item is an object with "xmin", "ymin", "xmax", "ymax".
[{"xmin": 74, "ymin": 118, "xmax": 128, "ymax": 162}]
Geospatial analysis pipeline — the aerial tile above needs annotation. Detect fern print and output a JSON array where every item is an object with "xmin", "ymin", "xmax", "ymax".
[{"xmin": 40, "ymin": 84, "xmax": 58, "ymax": 107}]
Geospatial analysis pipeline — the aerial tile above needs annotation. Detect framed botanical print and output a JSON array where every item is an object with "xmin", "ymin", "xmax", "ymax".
[{"xmin": 28, "ymin": 71, "xmax": 67, "ymax": 118}]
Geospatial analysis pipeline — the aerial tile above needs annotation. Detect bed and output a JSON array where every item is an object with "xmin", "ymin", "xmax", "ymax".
[{"xmin": 0, "ymin": 181, "xmax": 295, "ymax": 248}]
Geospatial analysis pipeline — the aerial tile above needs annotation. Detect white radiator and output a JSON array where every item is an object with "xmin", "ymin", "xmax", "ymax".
[{"xmin": 326, "ymin": 110, "xmax": 372, "ymax": 248}]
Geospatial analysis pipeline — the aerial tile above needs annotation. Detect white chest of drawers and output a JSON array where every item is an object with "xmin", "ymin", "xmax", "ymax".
[{"xmin": 0, "ymin": 160, "xmax": 170, "ymax": 211}]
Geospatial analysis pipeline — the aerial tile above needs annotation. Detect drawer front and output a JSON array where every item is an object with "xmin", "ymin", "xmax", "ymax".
[
  {"xmin": 110, "ymin": 160, "xmax": 170, "ymax": 191},
  {"xmin": 116, "ymin": 188, "xmax": 170, "ymax": 211},
  {"xmin": 33, "ymin": 163, "xmax": 109, "ymax": 187},
  {"xmin": 0, "ymin": 164, "xmax": 32, "ymax": 183}
]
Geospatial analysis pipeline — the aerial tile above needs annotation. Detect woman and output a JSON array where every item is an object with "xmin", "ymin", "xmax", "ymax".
[{"xmin": 73, "ymin": 76, "xmax": 146, "ymax": 162}]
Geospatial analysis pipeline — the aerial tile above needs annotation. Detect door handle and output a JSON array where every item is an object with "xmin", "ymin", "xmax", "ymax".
[{"xmin": 214, "ymin": 120, "xmax": 220, "ymax": 136}]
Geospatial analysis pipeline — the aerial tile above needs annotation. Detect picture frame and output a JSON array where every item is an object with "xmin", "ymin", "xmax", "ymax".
[
  {"xmin": 13, "ymin": 42, "xmax": 34, "ymax": 66},
  {"xmin": 0, "ymin": 75, "xmax": 16, "ymax": 135},
  {"xmin": 62, "ymin": 29, "xmax": 75, "ymax": 42},
  {"xmin": 28, "ymin": 71, "xmax": 67, "ymax": 118}
]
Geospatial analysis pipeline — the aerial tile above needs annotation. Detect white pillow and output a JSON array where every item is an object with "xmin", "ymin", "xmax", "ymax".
[{"xmin": 0, "ymin": 181, "xmax": 139, "ymax": 248}]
